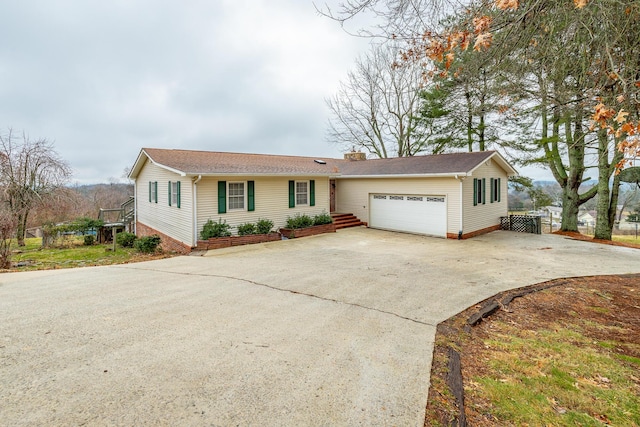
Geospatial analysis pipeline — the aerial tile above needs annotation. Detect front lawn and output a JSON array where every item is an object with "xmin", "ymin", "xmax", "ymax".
[
  {"xmin": 425, "ymin": 275, "xmax": 640, "ymax": 426},
  {"xmin": 4, "ymin": 237, "xmax": 168, "ymax": 272}
]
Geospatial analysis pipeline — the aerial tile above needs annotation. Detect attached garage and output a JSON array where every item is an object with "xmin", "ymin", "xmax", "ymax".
[{"xmin": 369, "ymin": 193, "xmax": 447, "ymax": 237}]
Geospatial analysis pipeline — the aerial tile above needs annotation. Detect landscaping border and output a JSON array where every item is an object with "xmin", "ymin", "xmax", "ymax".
[
  {"xmin": 196, "ymin": 233, "xmax": 281, "ymax": 250},
  {"xmin": 279, "ymin": 223, "xmax": 336, "ymax": 239}
]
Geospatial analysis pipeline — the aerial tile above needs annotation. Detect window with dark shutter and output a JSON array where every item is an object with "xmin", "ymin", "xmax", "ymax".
[
  {"xmin": 218, "ymin": 181, "xmax": 226, "ymax": 214},
  {"xmin": 473, "ymin": 178, "xmax": 478, "ymax": 206},
  {"xmin": 288, "ymin": 180, "xmax": 295, "ymax": 208},
  {"xmin": 490, "ymin": 178, "xmax": 494, "ymax": 203},
  {"xmin": 169, "ymin": 181, "xmax": 180, "ymax": 208},
  {"xmin": 309, "ymin": 180, "xmax": 315, "ymax": 207},
  {"xmin": 247, "ymin": 181, "xmax": 255, "ymax": 211}
]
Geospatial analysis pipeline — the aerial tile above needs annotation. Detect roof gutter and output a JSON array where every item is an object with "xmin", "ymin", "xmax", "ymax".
[{"xmin": 337, "ymin": 173, "xmax": 471, "ymax": 179}]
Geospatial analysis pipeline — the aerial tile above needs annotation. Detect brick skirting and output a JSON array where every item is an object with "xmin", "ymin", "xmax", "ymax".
[
  {"xmin": 196, "ymin": 233, "xmax": 281, "ymax": 250},
  {"xmin": 136, "ymin": 222, "xmax": 192, "ymax": 254},
  {"xmin": 279, "ymin": 223, "xmax": 336, "ymax": 239},
  {"xmin": 447, "ymin": 224, "xmax": 501, "ymax": 240}
]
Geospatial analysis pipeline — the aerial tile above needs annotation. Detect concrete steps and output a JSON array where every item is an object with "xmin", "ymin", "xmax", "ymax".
[{"xmin": 331, "ymin": 213, "xmax": 366, "ymax": 230}]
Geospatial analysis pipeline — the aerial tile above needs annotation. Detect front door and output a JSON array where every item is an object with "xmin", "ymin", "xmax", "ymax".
[{"xmin": 330, "ymin": 179, "xmax": 336, "ymax": 213}]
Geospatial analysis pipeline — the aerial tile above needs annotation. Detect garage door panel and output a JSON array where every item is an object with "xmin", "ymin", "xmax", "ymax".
[{"xmin": 370, "ymin": 194, "xmax": 446, "ymax": 237}]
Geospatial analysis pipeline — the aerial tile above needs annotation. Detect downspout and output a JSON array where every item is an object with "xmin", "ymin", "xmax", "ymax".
[
  {"xmin": 192, "ymin": 175, "xmax": 202, "ymax": 246},
  {"xmin": 456, "ymin": 175, "xmax": 465, "ymax": 239}
]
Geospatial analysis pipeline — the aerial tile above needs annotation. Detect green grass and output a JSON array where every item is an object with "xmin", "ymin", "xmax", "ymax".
[
  {"xmin": 612, "ymin": 234, "xmax": 640, "ymax": 244},
  {"xmin": 7, "ymin": 237, "xmax": 144, "ymax": 271},
  {"xmin": 469, "ymin": 323, "xmax": 640, "ymax": 426}
]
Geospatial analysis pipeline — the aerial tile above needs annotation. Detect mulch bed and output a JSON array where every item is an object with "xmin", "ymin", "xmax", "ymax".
[{"xmin": 424, "ymin": 233, "xmax": 640, "ymax": 426}]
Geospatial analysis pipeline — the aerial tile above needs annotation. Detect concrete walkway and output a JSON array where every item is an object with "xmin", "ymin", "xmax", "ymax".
[{"xmin": 1, "ymin": 228, "xmax": 639, "ymax": 426}]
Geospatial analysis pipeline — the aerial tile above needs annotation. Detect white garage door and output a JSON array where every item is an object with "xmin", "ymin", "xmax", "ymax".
[{"xmin": 369, "ymin": 194, "xmax": 447, "ymax": 237}]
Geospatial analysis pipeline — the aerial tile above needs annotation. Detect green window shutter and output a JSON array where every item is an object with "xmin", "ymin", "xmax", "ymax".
[
  {"xmin": 149, "ymin": 181, "xmax": 152, "ymax": 203},
  {"xmin": 497, "ymin": 178, "xmax": 501, "ymax": 202},
  {"xmin": 218, "ymin": 181, "xmax": 227, "ymax": 214},
  {"xmin": 309, "ymin": 180, "xmax": 315, "ymax": 207},
  {"xmin": 177, "ymin": 181, "xmax": 181, "ymax": 208},
  {"xmin": 473, "ymin": 178, "xmax": 478, "ymax": 206},
  {"xmin": 490, "ymin": 178, "xmax": 494, "ymax": 203},
  {"xmin": 482, "ymin": 178, "xmax": 486, "ymax": 204},
  {"xmin": 288, "ymin": 180, "xmax": 295, "ymax": 208},
  {"xmin": 168, "ymin": 181, "xmax": 172, "ymax": 206},
  {"xmin": 247, "ymin": 180, "xmax": 255, "ymax": 211},
  {"xmin": 154, "ymin": 182, "xmax": 158, "ymax": 203}
]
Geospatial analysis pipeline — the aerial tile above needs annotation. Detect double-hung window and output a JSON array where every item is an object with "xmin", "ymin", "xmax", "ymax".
[
  {"xmin": 217, "ymin": 181, "xmax": 254, "ymax": 214},
  {"xmin": 296, "ymin": 181, "xmax": 308, "ymax": 205},
  {"xmin": 168, "ymin": 181, "xmax": 181, "ymax": 208},
  {"xmin": 228, "ymin": 182, "xmax": 245, "ymax": 210},
  {"xmin": 473, "ymin": 178, "xmax": 485, "ymax": 206},
  {"xmin": 490, "ymin": 178, "xmax": 501, "ymax": 203},
  {"xmin": 288, "ymin": 180, "xmax": 315, "ymax": 208},
  {"xmin": 149, "ymin": 181, "xmax": 158, "ymax": 203}
]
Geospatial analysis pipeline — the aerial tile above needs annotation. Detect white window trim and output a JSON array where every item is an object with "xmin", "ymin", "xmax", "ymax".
[
  {"xmin": 150, "ymin": 181, "xmax": 157, "ymax": 204},
  {"xmin": 227, "ymin": 181, "xmax": 247, "ymax": 211},
  {"xmin": 295, "ymin": 180, "xmax": 309, "ymax": 206},
  {"xmin": 170, "ymin": 181, "xmax": 179, "ymax": 206}
]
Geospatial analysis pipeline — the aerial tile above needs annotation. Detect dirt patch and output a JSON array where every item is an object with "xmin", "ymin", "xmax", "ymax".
[
  {"xmin": 425, "ymin": 274, "xmax": 640, "ymax": 426},
  {"xmin": 554, "ymin": 230, "xmax": 640, "ymax": 250}
]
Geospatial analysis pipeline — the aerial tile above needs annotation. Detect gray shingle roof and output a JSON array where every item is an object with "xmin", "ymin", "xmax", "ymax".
[
  {"xmin": 142, "ymin": 148, "xmax": 341, "ymax": 176},
  {"xmin": 338, "ymin": 151, "xmax": 496, "ymax": 176},
  {"xmin": 134, "ymin": 148, "xmax": 514, "ymax": 177}
]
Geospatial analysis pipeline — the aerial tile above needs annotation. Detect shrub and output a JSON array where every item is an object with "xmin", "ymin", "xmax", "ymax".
[
  {"xmin": 237, "ymin": 222, "xmax": 256, "ymax": 235},
  {"xmin": 116, "ymin": 232, "xmax": 137, "ymax": 248},
  {"xmin": 73, "ymin": 217, "xmax": 104, "ymax": 234},
  {"xmin": 134, "ymin": 235, "xmax": 161, "ymax": 253},
  {"xmin": 313, "ymin": 212, "xmax": 333, "ymax": 226},
  {"xmin": 285, "ymin": 214, "xmax": 314, "ymax": 229},
  {"xmin": 83, "ymin": 235, "xmax": 95, "ymax": 246},
  {"xmin": 255, "ymin": 218, "xmax": 274, "ymax": 234},
  {"xmin": 201, "ymin": 218, "xmax": 231, "ymax": 239}
]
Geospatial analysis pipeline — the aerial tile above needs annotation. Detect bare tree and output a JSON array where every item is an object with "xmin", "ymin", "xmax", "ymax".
[
  {"xmin": 0, "ymin": 199, "xmax": 17, "ymax": 269},
  {"xmin": 326, "ymin": 43, "xmax": 427, "ymax": 157},
  {"xmin": 0, "ymin": 129, "xmax": 71, "ymax": 246}
]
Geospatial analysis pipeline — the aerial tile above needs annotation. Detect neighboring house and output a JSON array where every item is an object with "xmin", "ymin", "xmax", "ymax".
[
  {"xmin": 578, "ymin": 211, "xmax": 595, "ymax": 226},
  {"xmin": 128, "ymin": 148, "xmax": 517, "ymax": 253},
  {"xmin": 545, "ymin": 206, "xmax": 563, "ymax": 225}
]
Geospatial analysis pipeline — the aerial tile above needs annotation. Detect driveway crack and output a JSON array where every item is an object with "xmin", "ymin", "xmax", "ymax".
[{"xmin": 115, "ymin": 266, "xmax": 435, "ymax": 327}]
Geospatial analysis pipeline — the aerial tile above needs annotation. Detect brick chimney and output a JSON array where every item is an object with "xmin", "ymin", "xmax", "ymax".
[{"xmin": 344, "ymin": 151, "xmax": 367, "ymax": 161}]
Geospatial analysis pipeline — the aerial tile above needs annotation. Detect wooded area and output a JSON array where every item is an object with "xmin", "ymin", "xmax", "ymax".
[{"xmin": 323, "ymin": 0, "xmax": 640, "ymax": 239}]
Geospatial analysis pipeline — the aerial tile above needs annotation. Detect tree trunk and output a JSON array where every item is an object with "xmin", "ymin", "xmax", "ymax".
[
  {"xmin": 593, "ymin": 130, "xmax": 624, "ymax": 240},
  {"xmin": 465, "ymin": 89, "xmax": 473, "ymax": 152},
  {"xmin": 561, "ymin": 184, "xmax": 580, "ymax": 232},
  {"xmin": 16, "ymin": 212, "xmax": 27, "ymax": 246}
]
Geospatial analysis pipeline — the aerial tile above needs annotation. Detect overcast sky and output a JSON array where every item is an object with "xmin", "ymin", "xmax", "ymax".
[
  {"xmin": 0, "ymin": 1, "xmax": 551, "ymax": 184},
  {"xmin": 0, "ymin": 1, "xmax": 378, "ymax": 184}
]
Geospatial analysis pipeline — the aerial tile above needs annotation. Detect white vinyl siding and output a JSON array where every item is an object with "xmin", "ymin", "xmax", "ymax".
[
  {"xmin": 463, "ymin": 159, "xmax": 508, "ymax": 234},
  {"xmin": 197, "ymin": 176, "xmax": 330, "ymax": 236},
  {"xmin": 136, "ymin": 161, "xmax": 193, "ymax": 246}
]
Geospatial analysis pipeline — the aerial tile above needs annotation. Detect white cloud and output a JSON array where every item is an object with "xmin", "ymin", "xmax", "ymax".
[{"xmin": 0, "ymin": 0, "xmax": 370, "ymax": 183}]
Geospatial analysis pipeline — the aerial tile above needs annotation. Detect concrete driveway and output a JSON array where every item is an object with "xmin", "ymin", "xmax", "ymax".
[{"xmin": 2, "ymin": 228, "xmax": 639, "ymax": 426}]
